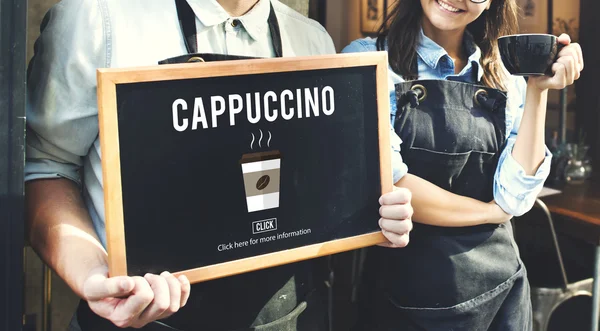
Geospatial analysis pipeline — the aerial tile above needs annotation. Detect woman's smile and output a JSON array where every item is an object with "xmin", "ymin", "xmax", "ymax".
[
  {"xmin": 421, "ymin": 0, "xmax": 488, "ymax": 33},
  {"xmin": 435, "ymin": 0, "xmax": 466, "ymax": 14}
]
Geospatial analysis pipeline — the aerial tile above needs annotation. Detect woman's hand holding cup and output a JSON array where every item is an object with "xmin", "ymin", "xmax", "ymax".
[{"xmin": 529, "ymin": 34, "xmax": 584, "ymax": 91}]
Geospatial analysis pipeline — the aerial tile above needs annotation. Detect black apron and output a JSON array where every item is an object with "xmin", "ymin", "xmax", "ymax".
[
  {"xmin": 76, "ymin": 1, "xmax": 328, "ymax": 330},
  {"xmin": 353, "ymin": 78, "xmax": 533, "ymax": 331}
]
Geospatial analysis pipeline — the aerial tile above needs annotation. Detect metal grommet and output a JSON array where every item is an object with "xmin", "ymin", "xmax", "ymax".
[
  {"xmin": 187, "ymin": 56, "xmax": 205, "ymax": 63},
  {"xmin": 474, "ymin": 89, "xmax": 488, "ymax": 108},
  {"xmin": 410, "ymin": 84, "xmax": 427, "ymax": 102}
]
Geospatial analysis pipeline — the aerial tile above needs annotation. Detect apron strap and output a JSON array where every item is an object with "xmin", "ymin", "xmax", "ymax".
[
  {"xmin": 175, "ymin": 0, "xmax": 198, "ymax": 55},
  {"xmin": 268, "ymin": 5, "xmax": 284, "ymax": 58},
  {"xmin": 174, "ymin": 0, "xmax": 283, "ymax": 57}
]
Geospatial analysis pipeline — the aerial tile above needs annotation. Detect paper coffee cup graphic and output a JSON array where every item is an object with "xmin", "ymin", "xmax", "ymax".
[{"xmin": 240, "ymin": 150, "xmax": 281, "ymax": 213}]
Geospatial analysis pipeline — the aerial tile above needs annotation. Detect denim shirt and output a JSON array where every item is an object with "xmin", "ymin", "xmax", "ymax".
[
  {"xmin": 25, "ymin": 0, "xmax": 337, "ymax": 248},
  {"xmin": 342, "ymin": 31, "xmax": 552, "ymax": 216}
]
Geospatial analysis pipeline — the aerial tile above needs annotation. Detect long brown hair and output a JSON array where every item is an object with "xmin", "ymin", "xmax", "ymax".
[{"xmin": 377, "ymin": 0, "xmax": 519, "ymax": 90}]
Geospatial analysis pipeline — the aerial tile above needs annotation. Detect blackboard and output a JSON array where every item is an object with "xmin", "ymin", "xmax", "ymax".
[{"xmin": 98, "ymin": 53, "xmax": 392, "ymax": 283}]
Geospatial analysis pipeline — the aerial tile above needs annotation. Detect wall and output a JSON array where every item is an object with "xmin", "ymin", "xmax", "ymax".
[
  {"xmin": 280, "ymin": 0, "xmax": 309, "ymax": 16},
  {"xmin": 325, "ymin": 0, "xmax": 376, "ymax": 51},
  {"xmin": 27, "ymin": 0, "xmax": 59, "ymax": 61},
  {"xmin": 576, "ymin": 0, "xmax": 600, "ymax": 175}
]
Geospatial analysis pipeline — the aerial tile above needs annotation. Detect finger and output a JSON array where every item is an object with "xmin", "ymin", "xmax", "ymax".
[
  {"xmin": 379, "ymin": 204, "xmax": 413, "ymax": 220},
  {"xmin": 559, "ymin": 44, "xmax": 584, "ymax": 73},
  {"xmin": 379, "ymin": 188, "xmax": 412, "ymax": 205},
  {"xmin": 381, "ymin": 230, "xmax": 410, "ymax": 248},
  {"xmin": 549, "ymin": 62, "xmax": 567, "ymax": 89},
  {"xmin": 557, "ymin": 33, "xmax": 571, "ymax": 46},
  {"xmin": 557, "ymin": 47, "xmax": 580, "ymax": 80},
  {"xmin": 377, "ymin": 241, "xmax": 399, "ymax": 248},
  {"xmin": 557, "ymin": 56, "xmax": 577, "ymax": 84},
  {"xmin": 562, "ymin": 43, "xmax": 584, "ymax": 74},
  {"xmin": 379, "ymin": 218, "xmax": 413, "ymax": 236},
  {"xmin": 113, "ymin": 276, "xmax": 154, "ymax": 327},
  {"xmin": 573, "ymin": 43, "xmax": 584, "ymax": 71},
  {"xmin": 136, "ymin": 274, "xmax": 171, "ymax": 327},
  {"xmin": 178, "ymin": 275, "xmax": 191, "ymax": 307},
  {"xmin": 159, "ymin": 271, "xmax": 182, "ymax": 318},
  {"xmin": 84, "ymin": 275, "xmax": 135, "ymax": 302},
  {"xmin": 557, "ymin": 46, "xmax": 579, "ymax": 62}
]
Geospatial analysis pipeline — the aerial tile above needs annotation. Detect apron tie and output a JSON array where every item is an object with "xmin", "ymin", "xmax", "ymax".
[
  {"xmin": 398, "ymin": 84, "xmax": 427, "ymax": 109},
  {"xmin": 393, "ymin": 85, "xmax": 427, "ymax": 128},
  {"xmin": 474, "ymin": 89, "xmax": 501, "ymax": 112}
]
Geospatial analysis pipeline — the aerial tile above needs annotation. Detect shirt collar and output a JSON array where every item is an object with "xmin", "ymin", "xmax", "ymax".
[
  {"xmin": 416, "ymin": 29, "xmax": 484, "ymax": 81},
  {"xmin": 187, "ymin": 0, "xmax": 271, "ymax": 41}
]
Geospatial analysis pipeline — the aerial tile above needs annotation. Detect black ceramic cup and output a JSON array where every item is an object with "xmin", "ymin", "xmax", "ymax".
[{"xmin": 498, "ymin": 34, "xmax": 562, "ymax": 76}]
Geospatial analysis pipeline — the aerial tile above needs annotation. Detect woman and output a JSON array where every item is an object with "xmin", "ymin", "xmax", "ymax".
[{"xmin": 342, "ymin": 0, "xmax": 584, "ymax": 330}]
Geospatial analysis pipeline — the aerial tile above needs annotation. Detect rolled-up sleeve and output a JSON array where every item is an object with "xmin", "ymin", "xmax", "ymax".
[
  {"xmin": 342, "ymin": 39, "xmax": 409, "ymax": 184},
  {"xmin": 390, "ymin": 126, "xmax": 408, "ymax": 183},
  {"xmin": 493, "ymin": 77, "xmax": 552, "ymax": 216},
  {"xmin": 25, "ymin": 0, "xmax": 108, "ymax": 184}
]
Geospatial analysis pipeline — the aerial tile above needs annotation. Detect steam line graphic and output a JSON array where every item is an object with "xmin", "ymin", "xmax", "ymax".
[{"xmin": 250, "ymin": 129, "xmax": 272, "ymax": 149}]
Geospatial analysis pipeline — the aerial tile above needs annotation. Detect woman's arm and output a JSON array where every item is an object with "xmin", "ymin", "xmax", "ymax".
[
  {"xmin": 511, "ymin": 83, "xmax": 549, "ymax": 174},
  {"xmin": 513, "ymin": 35, "xmax": 584, "ymax": 174},
  {"xmin": 343, "ymin": 39, "xmax": 511, "ymax": 228},
  {"xmin": 395, "ymin": 174, "xmax": 511, "ymax": 227},
  {"xmin": 389, "ymin": 123, "xmax": 510, "ymax": 227},
  {"xmin": 494, "ymin": 34, "xmax": 583, "ymax": 216}
]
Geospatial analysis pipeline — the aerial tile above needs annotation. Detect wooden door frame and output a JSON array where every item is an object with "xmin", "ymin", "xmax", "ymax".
[{"xmin": 0, "ymin": 0, "xmax": 27, "ymax": 330}]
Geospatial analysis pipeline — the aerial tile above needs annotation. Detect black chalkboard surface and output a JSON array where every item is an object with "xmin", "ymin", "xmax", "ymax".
[{"xmin": 98, "ymin": 53, "xmax": 392, "ymax": 283}]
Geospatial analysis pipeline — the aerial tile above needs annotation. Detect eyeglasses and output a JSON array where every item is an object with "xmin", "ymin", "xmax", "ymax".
[{"xmin": 470, "ymin": 0, "xmax": 489, "ymax": 3}]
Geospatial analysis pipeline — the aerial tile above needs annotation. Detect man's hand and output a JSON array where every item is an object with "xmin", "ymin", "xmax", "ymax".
[
  {"xmin": 82, "ymin": 266, "xmax": 191, "ymax": 328},
  {"xmin": 377, "ymin": 187, "xmax": 413, "ymax": 248}
]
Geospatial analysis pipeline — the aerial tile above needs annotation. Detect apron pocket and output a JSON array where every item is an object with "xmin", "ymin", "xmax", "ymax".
[
  {"xmin": 385, "ymin": 264, "xmax": 525, "ymax": 331},
  {"xmin": 378, "ymin": 223, "xmax": 521, "ymax": 308},
  {"xmin": 251, "ymin": 301, "xmax": 306, "ymax": 331},
  {"xmin": 249, "ymin": 289, "xmax": 326, "ymax": 331},
  {"xmin": 404, "ymin": 147, "xmax": 497, "ymax": 199}
]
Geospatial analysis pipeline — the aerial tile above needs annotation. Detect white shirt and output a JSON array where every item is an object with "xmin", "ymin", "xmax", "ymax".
[{"xmin": 25, "ymin": 0, "xmax": 337, "ymax": 248}]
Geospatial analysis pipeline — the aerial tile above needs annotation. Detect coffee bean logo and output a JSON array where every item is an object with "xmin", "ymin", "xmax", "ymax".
[{"xmin": 256, "ymin": 175, "xmax": 270, "ymax": 190}]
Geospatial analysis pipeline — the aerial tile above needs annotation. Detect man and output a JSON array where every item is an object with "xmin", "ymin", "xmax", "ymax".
[{"xmin": 25, "ymin": 0, "xmax": 414, "ymax": 330}]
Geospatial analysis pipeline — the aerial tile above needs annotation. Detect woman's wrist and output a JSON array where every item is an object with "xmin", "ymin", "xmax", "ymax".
[
  {"xmin": 526, "ymin": 77, "xmax": 550, "ymax": 95},
  {"xmin": 486, "ymin": 201, "xmax": 510, "ymax": 224}
]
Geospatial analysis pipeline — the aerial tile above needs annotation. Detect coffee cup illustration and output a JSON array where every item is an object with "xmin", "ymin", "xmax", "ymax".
[{"xmin": 240, "ymin": 150, "xmax": 281, "ymax": 212}]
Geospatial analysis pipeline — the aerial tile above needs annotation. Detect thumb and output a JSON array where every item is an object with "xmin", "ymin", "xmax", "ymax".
[
  {"xmin": 84, "ymin": 275, "xmax": 135, "ymax": 301},
  {"xmin": 557, "ymin": 33, "xmax": 571, "ymax": 46}
]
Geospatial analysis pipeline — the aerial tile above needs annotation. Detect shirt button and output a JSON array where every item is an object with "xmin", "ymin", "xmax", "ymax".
[{"xmin": 231, "ymin": 19, "xmax": 240, "ymax": 27}]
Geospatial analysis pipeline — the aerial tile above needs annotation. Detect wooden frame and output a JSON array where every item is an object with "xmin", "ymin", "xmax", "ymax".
[{"xmin": 97, "ymin": 52, "xmax": 392, "ymax": 283}]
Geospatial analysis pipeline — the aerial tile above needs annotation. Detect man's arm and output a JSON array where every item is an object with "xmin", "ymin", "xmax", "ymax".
[
  {"xmin": 26, "ymin": 178, "xmax": 107, "ymax": 299},
  {"xmin": 26, "ymin": 1, "xmax": 190, "ymax": 327},
  {"xmin": 27, "ymin": 178, "xmax": 191, "ymax": 328},
  {"xmin": 495, "ymin": 35, "xmax": 582, "ymax": 217}
]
